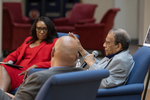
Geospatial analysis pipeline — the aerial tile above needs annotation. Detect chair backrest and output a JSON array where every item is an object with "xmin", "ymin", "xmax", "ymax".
[
  {"xmin": 126, "ymin": 46, "xmax": 150, "ymax": 84},
  {"xmin": 57, "ymin": 32, "xmax": 79, "ymax": 39},
  {"xmin": 35, "ymin": 69, "xmax": 109, "ymax": 100},
  {"xmin": 100, "ymin": 8, "xmax": 120, "ymax": 43},
  {"xmin": 3, "ymin": 2, "xmax": 23, "ymax": 23},
  {"xmin": 2, "ymin": 7, "xmax": 14, "ymax": 50},
  {"xmin": 68, "ymin": 3, "xmax": 97, "ymax": 26}
]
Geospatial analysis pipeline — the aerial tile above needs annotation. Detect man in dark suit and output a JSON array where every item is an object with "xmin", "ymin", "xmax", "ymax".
[{"xmin": 0, "ymin": 36, "xmax": 83, "ymax": 100}]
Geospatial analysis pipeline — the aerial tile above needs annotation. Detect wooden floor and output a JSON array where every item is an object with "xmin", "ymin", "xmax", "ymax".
[{"xmin": 142, "ymin": 89, "xmax": 150, "ymax": 100}]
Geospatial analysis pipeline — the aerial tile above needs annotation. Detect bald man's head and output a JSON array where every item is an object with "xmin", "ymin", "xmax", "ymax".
[{"xmin": 51, "ymin": 36, "xmax": 79, "ymax": 67}]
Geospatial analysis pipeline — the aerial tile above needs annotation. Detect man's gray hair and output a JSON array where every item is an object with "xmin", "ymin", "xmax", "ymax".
[{"xmin": 109, "ymin": 28, "xmax": 131, "ymax": 50}]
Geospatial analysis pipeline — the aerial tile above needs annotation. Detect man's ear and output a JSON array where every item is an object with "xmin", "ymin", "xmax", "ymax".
[
  {"xmin": 116, "ymin": 43, "xmax": 122, "ymax": 52},
  {"xmin": 51, "ymin": 49, "xmax": 55, "ymax": 58},
  {"xmin": 75, "ymin": 53, "xmax": 79, "ymax": 61}
]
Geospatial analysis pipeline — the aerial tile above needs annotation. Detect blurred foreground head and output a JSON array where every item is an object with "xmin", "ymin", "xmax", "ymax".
[{"xmin": 51, "ymin": 36, "xmax": 79, "ymax": 67}]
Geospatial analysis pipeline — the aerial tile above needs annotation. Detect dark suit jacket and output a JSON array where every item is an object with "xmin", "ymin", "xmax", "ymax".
[{"xmin": 0, "ymin": 67, "xmax": 83, "ymax": 100}]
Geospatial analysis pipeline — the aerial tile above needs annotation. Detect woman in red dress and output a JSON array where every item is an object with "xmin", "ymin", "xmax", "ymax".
[{"xmin": 0, "ymin": 16, "xmax": 58, "ymax": 92}]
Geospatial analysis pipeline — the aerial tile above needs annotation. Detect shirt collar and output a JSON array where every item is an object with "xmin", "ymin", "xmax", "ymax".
[{"xmin": 106, "ymin": 50, "xmax": 123, "ymax": 59}]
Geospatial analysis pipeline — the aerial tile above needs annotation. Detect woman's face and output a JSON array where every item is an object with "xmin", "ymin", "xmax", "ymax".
[{"xmin": 36, "ymin": 21, "xmax": 48, "ymax": 41}]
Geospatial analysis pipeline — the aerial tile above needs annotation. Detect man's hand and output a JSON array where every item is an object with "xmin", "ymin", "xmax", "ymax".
[
  {"xmin": 68, "ymin": 32, "xmax": 83, "ymax": 51},
  {"xmin": 85, "ymin": 54, "xmax": 96, "ymax": 66},
  {"xmin": 19, "ymin": 64, "xmax": 38, "ymax": 80},
  {"xmin": 5, "ymin": 92, "xmax": 14, "ymax": 98},
  {"xmin": 68, "ymin": 32, "xmax": 87, "ymax": 57}
]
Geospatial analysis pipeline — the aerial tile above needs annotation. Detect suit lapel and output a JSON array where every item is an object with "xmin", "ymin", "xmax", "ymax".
[
  {"xmin": 16, "ymin": 42, "xmax": 29, "ymax": 64},
  {"xmin": 103, "ymin": 58, "xmax": 113, "ymax": 69},
  {"xmin": 98, "ymin": 57, "xmax": 113, "ymax": 69}
]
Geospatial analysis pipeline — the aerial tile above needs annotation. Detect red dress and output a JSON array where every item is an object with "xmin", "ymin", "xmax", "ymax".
[{"xmin": 1, "ymin": 37, "xmax": 57, "ymax": 91}]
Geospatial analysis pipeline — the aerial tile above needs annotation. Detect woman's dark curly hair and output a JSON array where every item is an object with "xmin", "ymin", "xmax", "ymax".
[{"xmin": 27, "ymin": 16, "xmax": 58, "ymax": 44}]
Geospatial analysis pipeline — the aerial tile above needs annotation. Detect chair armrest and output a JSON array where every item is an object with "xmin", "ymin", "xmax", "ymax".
[
  {"xmin": 11, "ymin": 23, "xmax": 31, "ymax": 50},
  {"xmin": 75, "ymin": 23, "xmax": 105, "ymax": 36},
  {"xmin": 97, "ymin": 83, "xmax": 144, "ymax": 97},
  {"xmin": 77, "ymin": 18, "xmax": 96, "ymax": 24},
  {"xmin": 28, "ymin": 68, "xmax": 48, "ymax": 76},
  {"xmin": 3, "ymin": 7, "xmax": 14, "ymax": 24},
  {"xmin": 52, "ymin": 18, "xmax": 69, "ymax": 26},
  {"xmin": 13, "ymin": 23, "xmax": 31, "ymax": 27},
  {"xmin": 22, "ymin": 16, "xmax": 31, "ymax": 23},
  {"xmin": 74, "ymin": 23, "xmax": 106, "ymax": 50},
  {"xmin": 75, "ymin": 23, "xmax": 105, "ymax": 29},
  {"xmin": 57, "ymin": 32, "xmax": 79, "ymax": 39}
]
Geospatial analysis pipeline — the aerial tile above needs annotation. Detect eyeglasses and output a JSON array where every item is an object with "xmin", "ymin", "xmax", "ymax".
[{"xmin": 36, "ymin": 27, "xmax": 48, "ymax": 33}]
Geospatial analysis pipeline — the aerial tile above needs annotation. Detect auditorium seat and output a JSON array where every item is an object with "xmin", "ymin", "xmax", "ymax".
[
  {"xmin": 96, "ymin": 46, "xmax": 150, "ymax": 100},
  {"xmin": 2, "ymin": 2, "xmax": 31, "ymax": 55},
  {"xmin": 35, "ymin": 70, "xmax": 109, "ymax": 100},
  {"xmin": 52, "ymin": 3, "xmax": 97, "ymax": 33},
  {"xmin": 75, "ymin": 8, "xmax": 120, "ymax": 56}
]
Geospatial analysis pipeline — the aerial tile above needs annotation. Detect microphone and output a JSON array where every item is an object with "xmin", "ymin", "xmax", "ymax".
[{"xmin": 81, "ymin": 50, "xmax": 99, "ymax": 68}]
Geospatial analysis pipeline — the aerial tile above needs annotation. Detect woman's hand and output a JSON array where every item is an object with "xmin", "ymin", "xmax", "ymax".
[
  {"xmin": 19, "ymin": 64, "xmax": 38, "ymax": 80},
  {"xmin": 5, "ymin": 92, "xmax": 15, "ymax": 98}
]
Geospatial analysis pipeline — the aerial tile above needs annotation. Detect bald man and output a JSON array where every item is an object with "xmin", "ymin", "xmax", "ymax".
[{"xmin": 0, "ymin": 36, "xmax": 84, "ymax": 100}]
